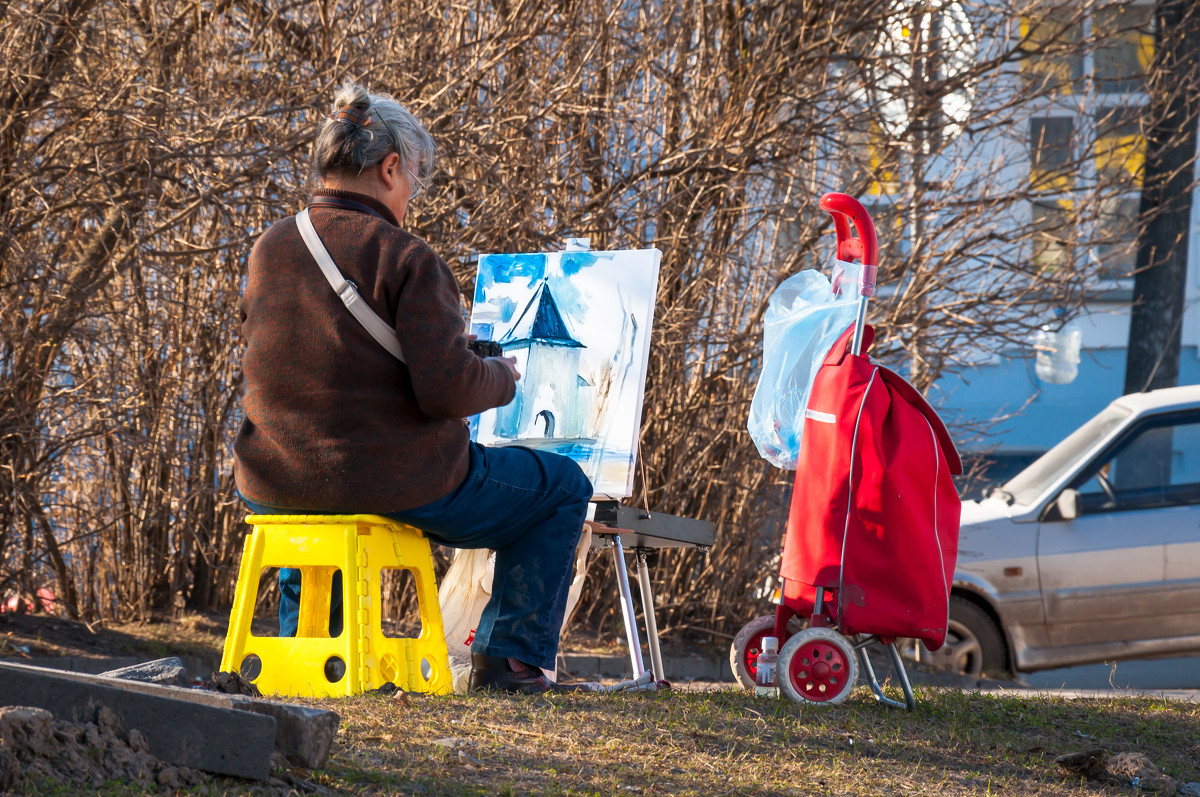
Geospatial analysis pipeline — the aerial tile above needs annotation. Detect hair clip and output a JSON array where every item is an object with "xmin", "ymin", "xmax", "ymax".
[{"xmin": 330, "ymin": 107, "xmax": 372, "ymax": 128}]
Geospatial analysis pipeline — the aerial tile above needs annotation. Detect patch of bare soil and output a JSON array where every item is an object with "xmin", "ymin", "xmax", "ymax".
[
  {"xmin": 0, "ymin": 705, "xmax": 205, "ymax": 791},
  {"xmin": 0, "ymin": 611, "xmax": 226, "ymax": 665}
]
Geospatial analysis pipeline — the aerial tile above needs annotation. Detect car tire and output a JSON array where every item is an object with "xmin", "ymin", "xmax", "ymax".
[
  {"xmin": 901, "ymin": 596, "xmax": 1009, "ymax": 677},
  {"xmin": 935, "ymin": 596, "xmax": 1009, "ymax": 677}
]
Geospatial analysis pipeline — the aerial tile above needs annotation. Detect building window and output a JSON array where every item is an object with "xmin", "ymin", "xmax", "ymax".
[
  {"xmin": 1030, "ymin": 116, "xmax": 1075, "ymax": 192},
  {"xmin": 1021, "ymin": 6, "xmax": 1084, "ymax": 96},
  {"xmin": 1093, "ymin": 4, "xmax": 1155, "ymax": 94},
  {"xmin": 1095, "ymin": 105, "xmax": 1146, "ymax": 186},
  {"xmin": 1032, "ymin": 199, "xmax": 1075, "ymax": 273},
  {"xmin": 1021, "ymin": 1, "xmax": 1153, "ymax": 286},
  {"xmin": 1094, "ymin": 195, "xmax": 1140, "ymax": 279}
]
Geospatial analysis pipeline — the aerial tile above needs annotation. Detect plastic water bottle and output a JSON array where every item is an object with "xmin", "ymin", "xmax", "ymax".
[{"xmin": 755, "ymin": 636, "xmax": 780, "ymax": 698}]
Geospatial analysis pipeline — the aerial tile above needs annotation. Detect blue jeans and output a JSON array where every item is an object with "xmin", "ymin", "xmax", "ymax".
[{"xmin": 242, "ymin": 443, "xmax": 590, "ymax": 671}]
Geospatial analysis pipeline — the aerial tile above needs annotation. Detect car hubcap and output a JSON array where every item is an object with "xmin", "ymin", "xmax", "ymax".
[{"xmin": 906, "ymin": 619, "xmax": 983, "ymax": 676}]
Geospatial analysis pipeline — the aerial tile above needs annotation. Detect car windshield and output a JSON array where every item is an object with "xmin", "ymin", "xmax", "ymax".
[{"xmin": 1000, "ymin": 404, "xmax": 1132, "ymax": 505}]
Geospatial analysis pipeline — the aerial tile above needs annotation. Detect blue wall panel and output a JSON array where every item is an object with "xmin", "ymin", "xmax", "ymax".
[{"xmin": 932, "ymin": 347, "xmax": 1200, "ymax": 454}]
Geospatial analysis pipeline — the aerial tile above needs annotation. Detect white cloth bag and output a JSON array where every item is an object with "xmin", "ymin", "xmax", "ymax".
[{"xmin": 438, "ymin": 525, "xmax": 592, "ymax": 693}]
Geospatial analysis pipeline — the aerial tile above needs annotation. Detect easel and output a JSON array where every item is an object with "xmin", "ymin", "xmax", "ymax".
[
  {"xmin": 473, "ymin": 238, "xmax": 712, "ymax": 681},
  {"xmin": 585, "ymin": 501, "xmax": 714, "ymax": 681}
]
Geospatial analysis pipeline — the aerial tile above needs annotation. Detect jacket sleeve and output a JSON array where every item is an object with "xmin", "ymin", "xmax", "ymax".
[{"xmin": 392, "ymin": 242, "xmax": 516, "ymax": 419}]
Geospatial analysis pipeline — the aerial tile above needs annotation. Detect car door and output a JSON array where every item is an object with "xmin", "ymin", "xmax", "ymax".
[{"xmin": 1036, "ymin": 410, "xmax": 1200, "ymax": 648}]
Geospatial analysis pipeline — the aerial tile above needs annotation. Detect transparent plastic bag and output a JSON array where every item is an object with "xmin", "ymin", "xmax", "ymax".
[
  {"xmin": 1031, "ymin": 322, "xmax": 1081, "ymax": 385},
  {"xmin": 747, "ymin": 266, "xmax": 860, "ymax": 469},
  {"xmin": 438, "ymin": 525, "xmax": 592, "ymax": 693}
]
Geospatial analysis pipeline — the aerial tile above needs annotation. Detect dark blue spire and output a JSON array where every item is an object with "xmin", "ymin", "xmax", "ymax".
[{"xmin": 499, "ymin": 281, "xmax": 585, "ymax": 348}]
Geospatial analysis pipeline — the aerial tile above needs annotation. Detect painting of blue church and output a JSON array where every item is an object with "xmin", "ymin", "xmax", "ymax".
[
  {"xmin": 469, "ymin": 247, "xmax": 661, "ymax": 498},
  {"xmin": 493, "ymin": 280, "xmax": 590, "ymax": 440}
]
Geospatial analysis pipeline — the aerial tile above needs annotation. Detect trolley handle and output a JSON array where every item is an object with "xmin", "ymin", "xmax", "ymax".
[{"xmin": 819, "ymin": 193, "xmax": 878, "ymax": 298}]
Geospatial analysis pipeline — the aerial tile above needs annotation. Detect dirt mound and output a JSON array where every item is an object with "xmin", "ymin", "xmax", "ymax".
[{"xmin": 0, "ymin": 704, "xmax": 205, "ymax": 791}]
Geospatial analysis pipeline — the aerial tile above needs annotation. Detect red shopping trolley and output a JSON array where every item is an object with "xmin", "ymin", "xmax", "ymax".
[{"xmin": 731, "ymin": 193, "xmax": 963, "ymax": 710}]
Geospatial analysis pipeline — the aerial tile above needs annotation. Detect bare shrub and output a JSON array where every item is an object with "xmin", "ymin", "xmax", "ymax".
[{"xmin": 0, "ymin": 0, "xmax": 1183, "ymax": 645}]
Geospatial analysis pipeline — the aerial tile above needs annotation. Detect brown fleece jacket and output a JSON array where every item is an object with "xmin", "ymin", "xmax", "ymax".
[{"xmin": 234, "ymin": 190, "xmax": 515, "ymax": 512}]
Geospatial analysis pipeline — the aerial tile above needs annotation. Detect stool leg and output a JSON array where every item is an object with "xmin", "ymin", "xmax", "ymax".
[
  {"xmin": 345, "ymin": 524, "xmax": 364, "ymax": 694},
  {"xmin": 411, "ymin": 538, "xmax": 451, "ymax": 694},
  {"xmin": 221, "ymin": 529, "xmax": 265, "ymax": 674}
]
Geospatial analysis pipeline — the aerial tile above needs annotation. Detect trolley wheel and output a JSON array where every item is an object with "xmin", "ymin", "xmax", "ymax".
[
  {"xmin": 778, "ymin": 627, "xmax": 858, "ymax": 705},
  {"xmin": 729, "ymin": 614, "xmax": 807, "ymax": 691}
]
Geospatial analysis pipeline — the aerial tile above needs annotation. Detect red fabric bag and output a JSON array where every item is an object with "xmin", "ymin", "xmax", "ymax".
[{"xmin": 779, "ymin": 325, "xmax": 962, "ymax": 650}]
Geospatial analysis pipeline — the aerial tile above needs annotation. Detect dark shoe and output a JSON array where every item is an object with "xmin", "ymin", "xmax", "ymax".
[{"xmin": 467, "ymin": 653, "xmax": 585, "ymax": 694}]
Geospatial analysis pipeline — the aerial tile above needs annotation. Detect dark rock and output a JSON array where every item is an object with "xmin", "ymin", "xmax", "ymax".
[
  {"xmin": 1056, "ymin": 748, "xmax": 1108, "ymax": 778},
  {"xmin": 99, "ymin": 657, "xmax": 190, "ymax": 687},
  {"xmin": 157, "ymin": 765, "xmax": 182, "ymax": 789},
  {"xmin": 128, "ymin": 728, "xmax": 149, "ymax": 754},
  {"xmin": 95, "ymin": 705, "xmax": 120, "ymax": 736},
  {"xmin": 210, "ymin": 670, "xmax": 263, "ymax": 698},
  {"xmin": 0, "ymin": 706, "xmax": 54, "ymax": 755}
]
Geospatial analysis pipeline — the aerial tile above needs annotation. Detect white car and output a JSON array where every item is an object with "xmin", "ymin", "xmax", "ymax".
[{"xmin": 916, "ymin": 384, "xmax": 1200, "ymax": 676}]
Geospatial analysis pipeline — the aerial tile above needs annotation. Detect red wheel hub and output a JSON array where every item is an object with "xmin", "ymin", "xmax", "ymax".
[
  {"xmin": 790, "ymin": 638, "xmax": 851, "ymax": 702},
  {"xmin": 743, "ymin": 631, "xmax": 768, "ymax": 677}
]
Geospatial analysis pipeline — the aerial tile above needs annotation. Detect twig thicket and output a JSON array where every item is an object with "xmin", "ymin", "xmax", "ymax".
[{"xmin": 0, "ymin": 0, "xmax": 1179, "ymax": 639}]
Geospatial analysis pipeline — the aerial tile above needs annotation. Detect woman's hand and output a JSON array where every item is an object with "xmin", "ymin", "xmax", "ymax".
[{"xmin": 493, "ymin": 356, "xmax": 521, "ymax": 381}]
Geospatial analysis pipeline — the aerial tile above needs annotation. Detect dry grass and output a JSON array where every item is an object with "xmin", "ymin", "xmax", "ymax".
[
  {"xmin": 7, "ymin": 615, "xmax": 1199, "ymax": 795},
  {"xmin": 190, "ymin": 687, "xmax": 1197, "ymax": 796}
]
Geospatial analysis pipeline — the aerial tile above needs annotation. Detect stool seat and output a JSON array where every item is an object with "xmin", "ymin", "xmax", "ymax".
[{"xmin": 220, "ymin": 514, "xmax": 452, "ymax": 697}]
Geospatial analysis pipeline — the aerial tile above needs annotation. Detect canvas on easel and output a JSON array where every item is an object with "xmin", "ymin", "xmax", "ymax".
[{"xmin": 469, "ymin": 245, "xmax": 661, "ymax": 499}]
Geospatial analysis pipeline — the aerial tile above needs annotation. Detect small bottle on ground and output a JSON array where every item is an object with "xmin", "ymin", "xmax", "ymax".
[{"xmin": 755, "ymin": 636, "xmax": 780, "ymax": 698}]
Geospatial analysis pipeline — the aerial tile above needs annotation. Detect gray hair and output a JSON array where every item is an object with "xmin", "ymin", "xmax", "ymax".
[{"xmin": 311, "ymin": 81, "xmax": 435, "ymax": 192}]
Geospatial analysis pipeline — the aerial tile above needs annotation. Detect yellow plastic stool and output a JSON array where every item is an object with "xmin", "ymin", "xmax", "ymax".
[{"xmin": 220, "ymin": 515, "xmax": 452, "ymax": 697}]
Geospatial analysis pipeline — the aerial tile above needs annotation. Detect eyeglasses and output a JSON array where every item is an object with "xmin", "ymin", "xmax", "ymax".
[{"xmin": 406, "ymin": 169, "xmax": 426, "ymax": 201}]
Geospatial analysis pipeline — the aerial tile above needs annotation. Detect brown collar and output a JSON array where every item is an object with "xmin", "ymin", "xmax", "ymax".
[{"xmin": 311, "ymin": 189, "xmax": 399, "ymax": 226}]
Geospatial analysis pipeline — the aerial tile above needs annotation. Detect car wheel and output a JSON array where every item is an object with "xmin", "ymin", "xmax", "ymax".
[{"xmin": 904, "ymin": 596, "xmax": 1009, "ymax": 678}]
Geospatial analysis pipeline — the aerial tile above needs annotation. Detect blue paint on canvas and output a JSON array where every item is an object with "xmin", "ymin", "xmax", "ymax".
[
  {"xmin": 470, "ymin": 247, "xmax": 661, "ymax": 498},
  {"xmin": 561, "ymin": 251, "xmax": 598, "ymax": 276},
  {"xmin": 474, "ymin": 254, "xmax": 546, "ymax": 304},
  {"xmin": 495, "ymin": 296, "xmax": 517, "ymax": 324}
]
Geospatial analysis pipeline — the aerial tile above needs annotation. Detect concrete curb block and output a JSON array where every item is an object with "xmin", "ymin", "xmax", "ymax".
[
  {"xmin": 22, "ymin": 654, "xmax": 221, "ymax": 679},
  {"xmin": 558, "ymin": 652, "xmax": 1023, "ymax": 690},
  {"xmin": 18, "ymin": 649, "xmax": 1018, "ymax": 691},
  {"xmin": 0, "ymin": 661, "xmax": 276, "ymax": 780},
  {"xmin": 0, "ymin": 660, "xmax": 342, "ymax": 775}
]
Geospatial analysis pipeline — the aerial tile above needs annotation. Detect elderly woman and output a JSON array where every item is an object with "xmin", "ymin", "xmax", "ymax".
[{"xmin": 234, "ymin": 81, "xmax": 591, "ymax": 694}]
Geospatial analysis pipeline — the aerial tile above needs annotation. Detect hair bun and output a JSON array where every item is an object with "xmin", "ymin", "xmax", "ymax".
[{"xmin": 329, "ymin": 106, "xmax": 372, "ymax": 128}]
